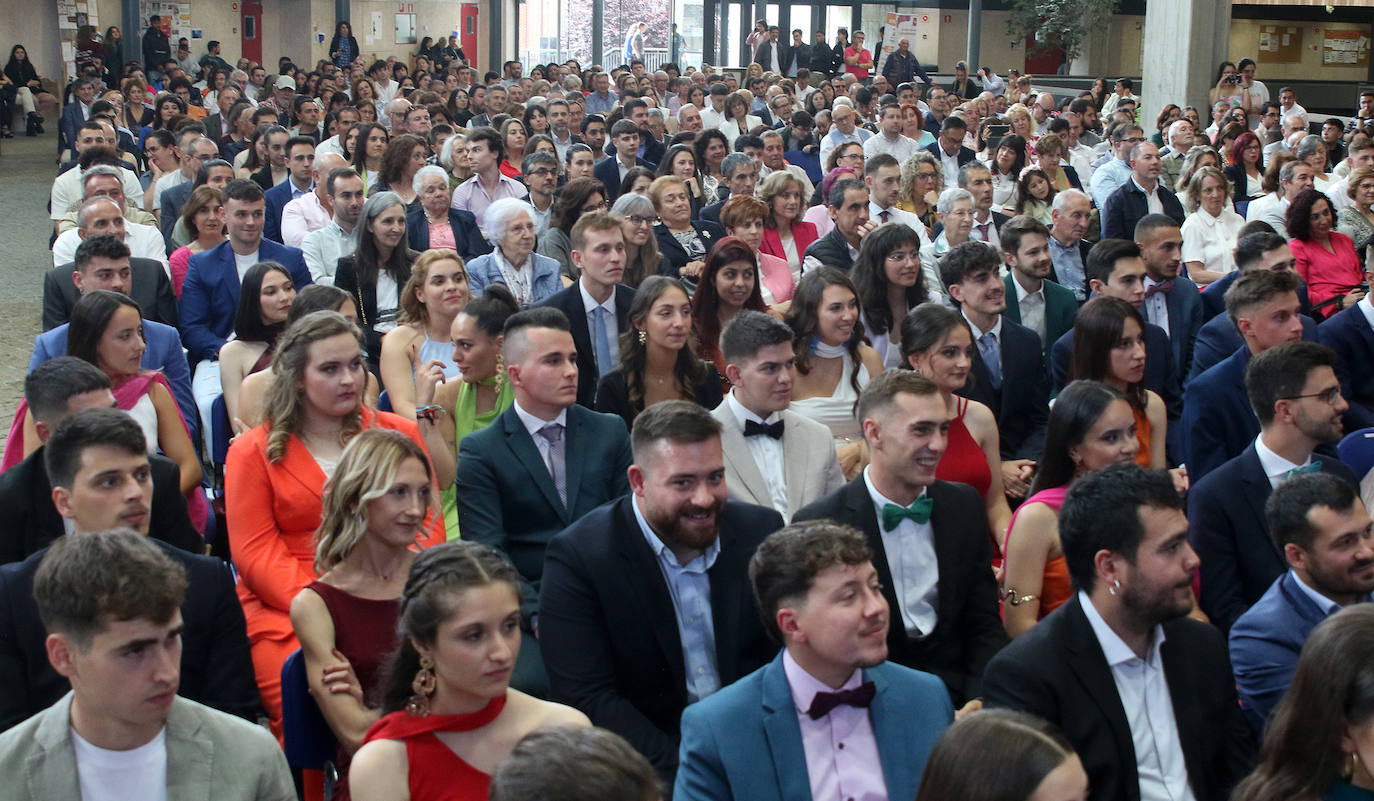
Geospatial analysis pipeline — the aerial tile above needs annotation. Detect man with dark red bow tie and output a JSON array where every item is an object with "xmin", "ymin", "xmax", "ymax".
[
  {"xmin": 1135, "ymin": 214, "xmax": 1203, "ymax": 377},
  {"xmin": 674, "ymin": 519, "xmax": 955, "ymax": 801}
]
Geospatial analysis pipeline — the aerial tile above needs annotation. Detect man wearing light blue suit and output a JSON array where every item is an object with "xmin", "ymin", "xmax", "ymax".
[
  {"xmin": 1229, "ymin": 473, "xmax": 1374, "ymax": 736},
  {"xmin": 675, "ymin": 520, "xmax": 953, "ymax": 801}
]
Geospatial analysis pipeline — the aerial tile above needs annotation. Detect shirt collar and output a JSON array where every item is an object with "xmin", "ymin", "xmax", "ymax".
[
  {"xmin": 1130, "ymin": 176, "xmax": 1158, "ymax": 197},
  {"xmin": 631, "ymin": 495, "xmax": 721, "ymax": 570},
  {"xmin": 1079, "ymin": 590, "xmax": 1166, "ymax": 668},
  {"xmin": 961, "ymin": 311, "xmax": 1002, "ymax": 340},
  {"xmin": 1288, "ymin": 569, "xmax": 1346, "ymax": 616},
  {"xmin": 1254, "ymin": 433, "xmax": 1310, "ymax": 483},
  {"xmin": 511, "ymin": 398, "xmax": 567, "ymax": 437},
  {"xmin": 727, "ymin": 390, "xmax": 780, "ymax": 427},
  {"xmin": 1049, "ymin": 233, "xmax": 1080, "ymax": 252},
  {"xmin": 1358, "ymin": 293, "xmax": 1374, "ymax": 330},
  {"xmin": 782, "ymin": 648, "xmax": 862, "ymax": 713},
  {"xmin": 862, "ymin": 465, "xmax": 927, "ymax": 511},
  {"xmin": 1012, "ymin": 273, "xmax": 1043, "ymax": 303},
  {"xmin": 577, "ymin": 279, "xmax": 616, "ymax": 316}
]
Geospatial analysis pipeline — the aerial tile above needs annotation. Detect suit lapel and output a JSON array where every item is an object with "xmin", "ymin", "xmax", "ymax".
[
  {"xmin": 780, "ymin": 411, "xmax": 813, "ymax": 514},
  {"xmin": 1063, "ymin": 599, "xmax": 1140, "ymax": 797},
  {"xmin": 1159, "ymin": 627, "xmax": 1207, "ymax": 795},
  {"xmin": 501, "ymin": 408, "xmax": 566, "ymax": 515},
  {"xmin": 564, "ymin": 290, "xmax": 594, "ymax": 370},
  {"xmin": 1002, "ymin": 275, "xmax": 1022, "ymax": 325},
  {"xmin": 27, "ymin": 695, "xmax": 82, "ymax": 800},
  {"xmin": 844, "ymin": 479, "xmax": 906, "ymax": 652},
  {"xmin": 164, "ymin": 701, "xmax": 213, "ymax": 801},
  {"xmin": 760, "ymin": 655, "xmax": 814, "ymax": 801},
  {"xmin": 1354, "ymin": 310, "xmax": 1374, "ymax": 358},
  {"xmin": 276, "ymin": 433, "xmax": 327, "ymax": 501},
  {"xmin": 925, "ymin": 482, "xmax": 962, "ymax": 626},
  {"xmin": 866, "ymin": 668, "xmax": 912, "ymax": 799},
  {"xmin": 716, "ymin": 406, "xmax": 773, "ymax": 506},
  {"xmin": 614, "ymin": 499, "xmax": 688, "ymax": 690},
  {"xmin": 561, "ymin": 408, "xmax": 585, "ymax": 517},
  {"xmin": 708, "ymin": 527, "xmax": 747, "ymax": 680},
  {"xmin": 1236, "ymin": 447, "xmax": 1279, "ymax": 560}
]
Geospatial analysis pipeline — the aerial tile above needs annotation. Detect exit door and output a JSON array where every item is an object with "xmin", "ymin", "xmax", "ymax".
[
  {"xmin": 460, "ymin": 4, "xmax": 479, "ymax": 68},
  {"xmin": 241, "ymin": 0, "xmax": 262, "ymax": 65}
]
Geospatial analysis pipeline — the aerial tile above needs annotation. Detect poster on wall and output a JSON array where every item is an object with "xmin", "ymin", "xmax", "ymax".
[
  {"xmin": 139, "ymin": 2, "xmax": 193, "ymax": 44},
  {"xmin": 1323, "ymin": 29, "xmax": 1370, "ymax": 67},
  {"xmin": 876, "ymin": 12, "xmax": 932, "ymax": 78},
  {"xmin": 56, "ymin": 1, "xmax": 99, "ymax": 78}
]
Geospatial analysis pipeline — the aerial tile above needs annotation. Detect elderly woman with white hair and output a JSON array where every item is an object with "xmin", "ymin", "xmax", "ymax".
[
  {"xmin": 931, "ymin": 187, "xmax": 976, "ymax": 257},
  {"xmin": 405, "ymin": 164, "xmax": 492, "ymax": 261},
  {"xmin": 335, "ymin": 191, "xmax": 418, "ymax": 364},
  {"xmin": 464, "ymin": 197, "xmax": 562, "ymax": 307},
  {"xmin": 438, "ymin": 132, "xmax": 472, "ymax": 188},
  {"xmin": 1296, "ymin": 134, "xmax": 1332, "ymax": 192}
]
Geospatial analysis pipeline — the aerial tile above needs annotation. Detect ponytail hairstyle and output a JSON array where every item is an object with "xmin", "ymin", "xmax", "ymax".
[{"xmin": 379, "ymin": 542, "xmax": 522, "ymax": 713}]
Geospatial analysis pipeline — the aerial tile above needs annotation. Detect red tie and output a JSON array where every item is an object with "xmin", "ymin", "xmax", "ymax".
[{"xmin": 880, "ymin": 210, "xmax": 890, "ymax": 224}]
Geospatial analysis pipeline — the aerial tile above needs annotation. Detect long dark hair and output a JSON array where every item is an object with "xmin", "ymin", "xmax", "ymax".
[
  {"xmin": 619, "ymin": 276, "xmax": 709, "ymax": 413},
  {"xmin": 354, "ymin": 192, "xmax": 416, "ymax": 289},
  {"xmin": 914, "ymin": 709, "xmax": 1078, "ymax": 801},
  {"xmin": 785, "ymin": 268, "xmax": 867, "ymax": 405},
  {"xmin": 67, "ymin": 290, "xmax": 142, "ymax": 369},
  {"xmin": 350, "ymin": 122, "xmax": 388, "ymax": 173},
  {"xmin": 551, "ymin": 177, "xmax": 605, "ymax": 234},
  {"xmin": 1030, "ymin": 379, "xmax": 1125, "ymax": 495},
  {"xmin": 850, "ymin": 223, "xmax": 929, "ymax": 338},
  {"xmin": 233, "ymin": 261, "xmax": 293, "ymax": 345},
  {"xmin": 656, "ymin": 144, "xmax": 700, "ymax": 181},
  {"xmin": 1069, "ymin": 297, "xmax": 1147, "ymax": 411},
  {"xmin": 899, "ymin": 303, "xmax": 975, "ymax": 388},
  {"xmin": 379, "ymin": 542, "xmax": 523, "ymax": 713},
  {"xmin": 993, "ymin": 134, "xmax": 1028, "ymax": 177},
  {"xmin": 618, "ymin": 166, "xmax": 655, "ymax": 198},
  {"xmin": 693, "ymin": 129, "xmax": 729, "ymax": 176},
  {"xmin": 1286, "ymin": 189, "xmax": 1333, "ymax": 243},
  {"xmin": 692, "ymin": 237, "xmax": 767, "ymax": 356},
  {"xmin": 1232, "ymin": 605, "xmax": 1374, "ymax": 801}
]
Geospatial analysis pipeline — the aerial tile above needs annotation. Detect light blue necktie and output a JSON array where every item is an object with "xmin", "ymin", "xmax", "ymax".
[
  {"xmin": 592, "ymin": 306, "xmax": 614, "ymax": 377},
  {"xmin": 979, "ymin": 332, "xmax": 1002, "ymax": 389}
]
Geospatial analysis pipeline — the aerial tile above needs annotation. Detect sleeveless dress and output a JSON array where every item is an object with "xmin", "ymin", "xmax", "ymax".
[
  {"xmin": 1132, "ymin": 404, "xmax": 1153, "ymax": 467},
  {"xmin": 361, "ymin": 695, "xmax": 507, "ymax": 801},
  {"xmin": 306, "ymin": 581, "xmax": 401, "ymax": 801},
  {"xmin": 1003, "ymin": 485, "xmax": 1073, "ymax": 619},
  {"xmin": 417, "ymin": 333, "xmax": 462, "ymax": 381},
  {"xmin": 441, "ymin": 378, "xmax": 515, "ymax": 536},
  {"xmin": 936, "ymin": 397, "xmax": 992, "ymax": 499},
  {"xmin": 790, "ymin": 352, "xmax": 870, "ymax": 445}
]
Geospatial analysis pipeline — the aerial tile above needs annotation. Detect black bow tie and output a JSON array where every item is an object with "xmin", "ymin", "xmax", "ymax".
[
  {"xmin": 744, "ymin": 419, "xmax": 785, "ymax": 439},
  {"xmin": 806, "ymin": 681, "xmax": 876, "ymax": 719}
]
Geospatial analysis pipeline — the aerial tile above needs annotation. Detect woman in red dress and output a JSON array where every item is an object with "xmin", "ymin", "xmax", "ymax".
[{"xmin": 348, "ymin": 542, "xmax": 588, "ymax": 801}]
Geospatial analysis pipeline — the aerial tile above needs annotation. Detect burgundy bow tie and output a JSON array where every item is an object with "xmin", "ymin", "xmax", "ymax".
[
  {"xmin": 806, "ymin": 681, "xmax": 876, "ymax": 719},
  {"xmin": 1145, "ymin": 280, "xmax": 1173, "ymax": 298}
]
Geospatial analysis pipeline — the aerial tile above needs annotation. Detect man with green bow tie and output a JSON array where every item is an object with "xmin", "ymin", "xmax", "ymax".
[{"xmin": 794, "ymin": 369, "xmax": 1008, "ymax": 713}]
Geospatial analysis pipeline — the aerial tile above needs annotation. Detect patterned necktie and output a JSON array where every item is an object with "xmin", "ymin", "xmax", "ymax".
[
  {"xmin": 976, "ymin": 222, "xmax": 991, "ymax": 241},
  {"xmin": 807, "ymin": 682, "xmax": 876, "ymax": 719},
  {"xmin": 592, "ymin": 306, "xmax": 614, "ymax": 377},
  {"xmin": 881, "ymin": 496, "xmax": 933, "ymax": 531},
  {"xmin": 978, "ymin": 332, "xmax": 1002, "ymax": 389},
  {"xmin": 537, "ymin": 423, "xmax": 567, "ymax": 507},
  {"xmin": 880, "ymin": 210, "xmax": 890, "ymax": 224}
]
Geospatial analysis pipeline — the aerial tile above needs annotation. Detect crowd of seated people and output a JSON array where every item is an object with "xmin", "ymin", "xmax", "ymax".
[{"xmin": 7, "ymin": 23, "xmax": 1374, "ymax": 801}]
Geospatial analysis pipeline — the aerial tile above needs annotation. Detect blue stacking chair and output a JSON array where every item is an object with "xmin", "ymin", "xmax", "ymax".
[
  {"xmin": 376, "ymin": 389, "xmax": 392, "ymax": 412},
  {"xmin": 1338, "ymin": 427, "xmax": 1374, "ymax": 482},
  {"xmin": 281, "ymin": 648, "xmax": 339, "ymax": 780}
]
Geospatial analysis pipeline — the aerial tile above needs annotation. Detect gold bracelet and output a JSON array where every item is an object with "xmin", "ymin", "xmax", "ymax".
[{"xmin": 1002, "ymin": 587, "xmax": 1039, "ymax": 606}]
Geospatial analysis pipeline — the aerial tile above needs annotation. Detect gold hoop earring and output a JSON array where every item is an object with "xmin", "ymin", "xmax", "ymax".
[{"xmin": 406, "ymin": 655, "xmax": 437, "ymax": 717}]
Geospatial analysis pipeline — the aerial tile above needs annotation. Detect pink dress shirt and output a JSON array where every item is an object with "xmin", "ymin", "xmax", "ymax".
[
  {"xmin": 782, "ymin": 650, "xmax": 888, "ymax": 801},
  {"xmin": 280, "ymin": 191, "xmax": 333, "ymax": 249}
]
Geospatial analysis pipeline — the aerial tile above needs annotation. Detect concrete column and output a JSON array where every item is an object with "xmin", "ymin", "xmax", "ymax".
[
  {"xmin": 592, "ymin": 0, "xmax": 603, "ymax": 67},
  {"xmin": 1069, "ymin": 35, "xmax": 1109, "ymax": 77},
  {"xmin": 122, "ymin": 0, "xmax": 141, "ymax": 66},
  {"xmin": 966, "ymin": 0, "xmax": 982, "ymax": 76},
  {"xmin": 1141, "ymin": 0, "xmax": 1232, "ymax": 121}
]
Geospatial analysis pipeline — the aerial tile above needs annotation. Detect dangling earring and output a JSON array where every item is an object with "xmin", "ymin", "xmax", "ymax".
[
  {"xmin": 637, "ymin": 329, "xmax": 647, "ymax": 345},
  {"xmin": 493, "ymin": 353, "xmax": 505, "ymax": 391},
  {"xmin": 406, "ymin": 655, "xmax": 437, "ymax": 717}
]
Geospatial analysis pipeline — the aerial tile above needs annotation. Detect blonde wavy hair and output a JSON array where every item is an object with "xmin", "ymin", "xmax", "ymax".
[
  {"xmin": 399, "ymin": 249, "xmax": 468, "ymax": 326},
  {"xmin": 758, "ymin": 170, "xmax": 808, "ymax": 227},
  {"xmin": 264, "ymin": 310, "xmax": 367, "ymax": 462},
  {"xmin": 314, "ymin": 428, "xmax": 433, "ymax": 573}
]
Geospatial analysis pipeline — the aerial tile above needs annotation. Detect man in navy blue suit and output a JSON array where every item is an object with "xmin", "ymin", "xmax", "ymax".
[
  {"xmin": 178, "ymin": 179, "xmax": 311, "ymax": 446},
  {"xmin": 942, "ymin": 240, "xmax": 1049, "ymax": 496},
  {"xmin": 1135, "ymin": 214, "xmax": 1202, "ymax": 378},
  {"xmin": 261, "ymin": 136, "xmax": 316, "ymax": 244},
  {"xmin": 594, "ymin": 120, "xmax": 657, "ymax": 202},
  {"xmin": 1230, "ymin": 472, "xmax": 1374, "ymax": 736},
  {"xmin": 1190, "ymin": 342, "xmax": 1357, "ymax": 634},
  {"xmin": 1198, "ymin": 231, "xmax": 1313, "ymax": 322},
  {"xmin": 674, "ymin": 520, "xmax": 953, "ymax": 801},
  {"xmin": 1318, "ymin": 260, "xmax": 1374, "ymax": 431},
  {"xmin": 1183, "ymin": 270, "xmax": 1306, "ymax": 481}
]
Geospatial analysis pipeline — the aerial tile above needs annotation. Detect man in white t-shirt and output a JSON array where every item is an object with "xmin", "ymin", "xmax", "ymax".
[{"xmin": 0, "ymin": 529, "xmax": 294, "ymax": 801}]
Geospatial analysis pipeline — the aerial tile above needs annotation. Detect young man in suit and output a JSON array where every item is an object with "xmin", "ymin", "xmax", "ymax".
[
  {"xmin": 1190, "ymin": 342, "xmax": 1357, "ymax": 634},
  {"xmin": 712, "ymin": 311, "xmax": 844, "ymax": 521},
  {"xmin": 1100, "ymin": 143, "xmax": 1186, "ymax": 240},
  {"xmin": 0, "ymin": 407, "xmax": 260, "ymax": 733},
  {"xmin": 595, "ymin": 120, "xmax": 656, "ymax": 202},
  {"xmin": 999, "ymin": 215, "xmax": 1077, "ymax": 355},
  {"xmin": 537, "ymin": 212, "xmax": 636, "ymax": 408},
  {"xmin": 0, "ymin": 529, "xmax": 289, "ymax": 797},
  {"xmin": 1230, "ymin": 472, "xmax": 1374, "ymax": 735},
  {"xmin": 1318, "ymin": 259, "xmax": 1374, "ymax": 430},
  {"xmin": 793, "ymin": 369, "xmax": 1006, "ymax": 709},
  {"xmin": 1183, "ymin": 270, "xmax": 1306, "ymax": 480},
  {"xmin": 1135, "ymin": 214, "xmax": 1203, "ymax": 378},
  {"xmin": 675, "ymin": 520, "xmax": 954, "ymax": 801},
  {"xmin": 983, "ymin": 464, "xmax": 1256, "ymax": 801},
  {"xmin": 458, "ymin": 306, "xmax": 633, "ymax": 693},
  {"xmin": 539, "ymin": 401, "xmax": 782, "ymax": 780},
  {"xmin": 0, "ymin": 359, "xmax": 201, "ymax": 567},
  {"xmin": 941, "ymin": 240, "xmax": 1049, "ymax": 495},
  {"xmin": 179, "ymin": 179, "xmax": 312, "ymax": 448},
  {"xmin": 261, "ymin": 136, "xmax": 316, "ymax": 244}
]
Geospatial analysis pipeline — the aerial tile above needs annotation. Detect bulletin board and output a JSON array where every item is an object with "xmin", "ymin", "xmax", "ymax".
[
  {"xmin": 1257, "ymin": 25, "xmax": 1302, "ymax": 64},
  {"xmin": 1323, "ymin": 29, "xmax": 1371, "ymax": 68}
]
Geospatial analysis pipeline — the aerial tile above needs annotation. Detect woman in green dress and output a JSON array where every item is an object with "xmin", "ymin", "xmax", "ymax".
[{"xmin": 414, "ymin": 283, "xmax": 519, "ymax": 535}]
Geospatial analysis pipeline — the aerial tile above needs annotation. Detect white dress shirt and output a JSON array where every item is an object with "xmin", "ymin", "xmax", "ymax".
[
  {"xmin": 726, "ymin": 391, "xmax": 789, "ymax": 519},
  {"xmin": 1253, "ymin": 434, "xmax": 1313, "ymax": 490},
  {"xmin": 1133, "ymin": 177, "xmax": 1164, "ymax": 215},
  {"xmin": 1142, "ymin": 277, "xmax": 1171, "ymax": 339},
  {"xmin": 939, "ymin": 148, "xmax": 962, "ymax": 187},
  {"xmin": 863, "ymin": 132, "xmax": 919, "ymax": 163},
  {"xmin": 1079, "ymin": 591, "xmax": 1197, "ymax": 801},
  {"xmin": 1245, "ymin": 193, "xmax": 1290, "ymax": 239},
  {"xmin": 970, "ymin": 210, "xmax": 1001, "ymax": 250},
  {"xmin": 1180, "ymin": 208, "xmax": 1245, "ymax": 277},
  {"xmin": 863, "ymin": 466, "xmax": 938, "ymax": 636},
  {"xmin": 300, "ymin": 220, "xmax": 356, "ymax": 285},
  {"xmin": 700, "ymin": 105, "xmax": 728, "ymax": 131},
  {"xmin": 1012, "ymin": 274, "xmax": 1047, "ymax": 342},
  {"xmin": 52, "ymin": 221, "xmax": 169, "ymax": 270},
  {"xmin": 50, "ymin": 165, "xmax": 147, "ymax": 221},
  {"xmin": 512, "ymin": 399, "xmax": 568, "ymax": 480}
]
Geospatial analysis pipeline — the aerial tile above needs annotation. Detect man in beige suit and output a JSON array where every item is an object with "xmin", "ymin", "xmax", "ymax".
[
  {"xmin": 0, "ymin": 530, "xmax": 293, "ymax": 801},
  {"xmin": 711, "ymin": 311, "xmax": 845, "ymax": 522}
]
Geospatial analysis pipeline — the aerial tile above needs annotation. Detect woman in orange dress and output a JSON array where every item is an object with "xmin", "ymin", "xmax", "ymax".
[
  {"xmin": 1067, "ymin": 297, "xmax": 1168, "ymax": 469},
  {"xmin": 226, "ymin": 310, "xmax": 446, "ymax": 736},
  {"xmin": 1001, "ymin": 380, "xmax": 1140, "ymax": 638}
]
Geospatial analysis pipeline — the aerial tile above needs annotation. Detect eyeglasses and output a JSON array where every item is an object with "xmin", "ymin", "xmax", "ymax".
[
  {"xmin": 528, "ymin": 168, "xmax": 556, "ymax": 177},
  {"xmin": 581, "ymin": 201, "xmax": 610, "ymax": 213},
  {"xmin": 837, "ymin": 152, "xmax": 863, "ymax": 161},
  {"xmin": 914, "ymin": 171, "xmax": 938, "ymax": 180},
  {"xmin": 886, "ymin": 250, "xmax": 920, "ymax": 262},
  {"xmin": 1280, "ymin": 387, "xmax": 1344, "ymax": 406}
]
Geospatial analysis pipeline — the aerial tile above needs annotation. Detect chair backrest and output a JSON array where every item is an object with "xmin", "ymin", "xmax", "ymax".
[
  {"xmin": 281, "ymin": 648, "xmax": 339, "ymax": 770},
  {"xmin": 211, "ymin": 394, "xmax": 231, "ymax": 465},
  {"xmin": 1338, "ymin": 427, "xmax": 1374, "ymax": 483},
  {"xmin": 376, "ymin": 389, "xmax": 392, "ymax": 412}
]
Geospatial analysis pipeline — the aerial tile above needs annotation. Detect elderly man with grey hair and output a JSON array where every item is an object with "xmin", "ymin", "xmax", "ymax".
[
  {"xmin": 464, "ymin": 196, "xmax": 563, "ymax": 306},
  {"xmin": 55, "ymin": 165, "xmax": 157, "ymax": 235},
  {"xmin": 700, "ymin": 152, "xmax": 760, "ymax": 225},
  {"xmin": 384, "ymin": 96, "xmax": 412, "ymax": 132},
  {"xmin": 1159, "ymin": 119, "xmax": 1196, "ymax": 200},
  {"xmin": 522, "ymin": 151, "xmax": 561, "ymax": 236},
  {"xmin": 678, "ymin": 103, "xmax": 703, "ymax": 133},
  {"xmin": 1246, "ymin": 158, "xmax": 1316, "ymax": 239},
  {"xmin": 53, "ymin": 192, "xmax": 170, "ymax": 269}
]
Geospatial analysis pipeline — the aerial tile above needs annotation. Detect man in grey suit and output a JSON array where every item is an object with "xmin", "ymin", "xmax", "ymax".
[
  {"xmin": 0, "ymin": 530, "xmax": 293, "ymax": 801},
  {"xmin": 711, "ymin": 312, "xmax": 844, "ymax": 522}
]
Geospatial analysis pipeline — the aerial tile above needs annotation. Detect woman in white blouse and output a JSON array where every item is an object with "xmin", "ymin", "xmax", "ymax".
[{"xmin": 1180, "ymin": 166, "xmax": 1246, "ymax": 286}]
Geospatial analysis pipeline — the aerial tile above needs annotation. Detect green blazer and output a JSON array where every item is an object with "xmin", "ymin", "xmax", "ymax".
[
  {"xmin": 0, "ymin": 693, "xmax": 294, "ymax": 801},
  {"xmin": 1002, "ymin": 273, "xmax": 1079, "ymax": 359}
]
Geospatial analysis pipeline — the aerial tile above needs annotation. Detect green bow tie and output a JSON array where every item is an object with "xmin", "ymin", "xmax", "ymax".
[
  {"xmin": 882, "ymin": 496, "xmax": 933, "ymax": 531},
  {"xmin": 1285, "ymin": 461, "xmax": 1322, "ymax": 479}
]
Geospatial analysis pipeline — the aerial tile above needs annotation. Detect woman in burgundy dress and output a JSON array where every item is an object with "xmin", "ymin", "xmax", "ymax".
[{"xmin": 348, "ymin": 542, "xmax": 588, "ymax": 801}]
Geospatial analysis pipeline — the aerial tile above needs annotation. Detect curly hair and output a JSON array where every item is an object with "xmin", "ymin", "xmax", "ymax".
[
  {"xmin": 263, "ymin": 311, "xmax": 367, "ymax": 462},
  {"xmin": 1285, "ymin": 189, "xmax": 1334, "ymax": 243},
  {"xmin": 314, "ymin": 428, "xmax": 433, "ymax": 573},
  {"xmin": 784, "ymin": 267, "xmax": 867, "ymax": 406}
]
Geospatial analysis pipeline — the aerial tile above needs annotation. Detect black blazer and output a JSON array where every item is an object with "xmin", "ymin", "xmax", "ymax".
[
  {"xmin": 1223, "ymin": 163, "xmax": 1264, "ymax": 202},
  {"xmin": 698, "ymin": 193, "xmax": 729, "ymax": 225},
  {"xmin": 594, "ymin": 155, "xmax": 656, "ymax": 202},
  {"xmin": 983, "ymin": 596, "xmax": 1256, "ymax": 801},
  {"xmin": 1188, "ymin": 443, "xmax": 1356, "ymax": 633},
  {"xmin": 0, "ymin": 539, "xmax": 261, "ymax": 731},
  {"xmin": 538, "ymin": 282, "xmax": 637, "ymax": 408},
  {"xmin": 539, "ymin": 495, "xmax": 783, "ymax": 778},
  {"xmin": 923, "ymin": 141, "xmax": 978, "ymax": 170},
  {"xmin": 653, "ymin": 221, "xmax": 727, "ymax": 279},
  {"xmin": 793, "ymin": 478, "xmax": 1007, "ymax": 705},
  {"xmin": 0, "ymin": 448, "xmax": 201, "ymax": 567},
  {"xmin": 594, "ymin": 363, "xmax": 724, "ymax": 431},
  {"xmin": 1099, "ymin": 178, "xmax": 1186, "ymax": 240},
  {"xmin": 404, "ymin": 206, "xmax": 493, "ymax": 262},
  {"xmin": 1317, "ymin": 304, "xmax": 1374, "ymax": 431},
  {"xmin": 1200, "ymin": 269, "xmax": 1311, "ymax": 321},
  {"xmin": 42, "ymin": 258, "xmax": 179, "ymax": 331},
  {"xmin": 956, "ymin": 317, "xmax": 1050, "ymax": 461},
  {"xmin": 334, "ymin": 255, "xmax": 412, "ymax": 364}
]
